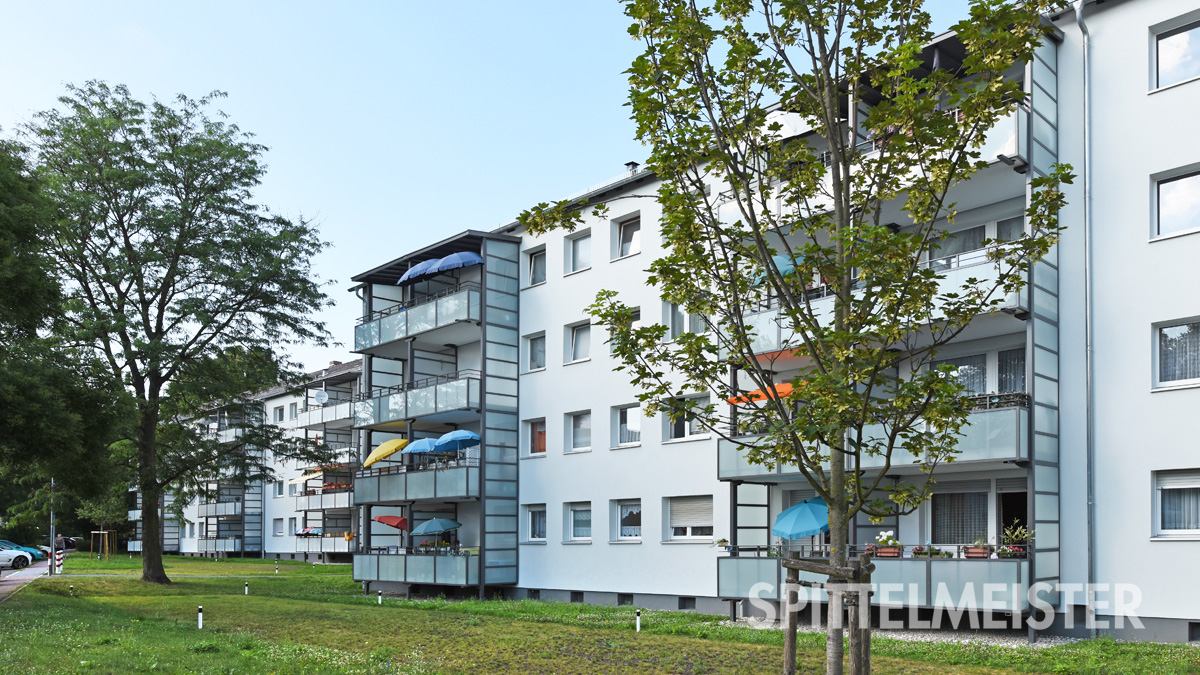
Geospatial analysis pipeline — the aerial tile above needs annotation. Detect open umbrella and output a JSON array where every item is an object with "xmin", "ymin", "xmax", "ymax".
[
  {"xmin": 372, "ymin": 515, "xmax": 408, "ymax": 531},
  {"xmin": 431, "ymin": 252, "xmax": 483, "ymax": 274},
  {"xmin": 434, "ymin": 430, "xmax": 480, "ymax": 454},
  {"xmin": 396, "ymin": 258, "xmax": 440, "ymax": 285},
  {"xmin": 401, "ymin": 438, "xmax": 442, "ymax": 454},
  {"xmin": 773, "ymin": 497, "xmax": 829, "ymax": 540},
  {"xmin": 410, "ymin": 518, "xmax": 462, "ymax": 536},
  {"xmin": 363, "ymin": 438, "xmax": 408, "ymax": 468}
]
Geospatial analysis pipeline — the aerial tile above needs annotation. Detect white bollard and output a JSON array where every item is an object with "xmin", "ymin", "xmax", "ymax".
[
  {"xmin": 378, "ymin": 590, "xmax": 382, "ymax": 605},
  {"xmin": 275, "ymin": 564, "xmax": 278, "ymax": 575},
  {"xmin": 245, "ymin": 582, "xmax": 249, "ymax": 595},
  {"xmin": 69, "ymin": 585, "xmax": 74, "ymax": 597},
  {"xmin": 636, "ymin": 609, "xmax": 641, "ymax": 632},
  {"xmin": 198, "ymin": 605, "xmax": 203, "ymax": 630}
]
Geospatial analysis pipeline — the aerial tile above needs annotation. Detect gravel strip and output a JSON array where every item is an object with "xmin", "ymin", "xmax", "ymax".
[{"xmin": 720, "ymin": 617, "xmax": 1082, "ymax": 648}]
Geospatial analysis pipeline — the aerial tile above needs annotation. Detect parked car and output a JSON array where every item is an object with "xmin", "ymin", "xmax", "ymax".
[
  {"xmin": 0, "ymin": 540, "xmax": 45, "ymax": 560},
  {"xmin": 0, "ymin": 546, "xmax": 32, "ymax": 569}
]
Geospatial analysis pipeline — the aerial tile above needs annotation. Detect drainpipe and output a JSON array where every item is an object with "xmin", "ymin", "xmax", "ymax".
[{"xmin": 1073, "ymin": 0, "xmax": 1097, "ymax": 638}]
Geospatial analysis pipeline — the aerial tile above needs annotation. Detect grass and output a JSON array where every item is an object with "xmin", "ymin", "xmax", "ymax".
[
  {"xmin": 1, "ymin": 558, "xmax": 1196, "ymax": 674},
  {"xmin": 60, "ymin": 553, "xmax": 351, "ymax": 577}
]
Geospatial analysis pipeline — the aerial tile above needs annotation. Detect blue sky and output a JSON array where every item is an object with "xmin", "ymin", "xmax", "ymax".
[{"xmin": 0, "ymin": 1, "xmax": 964, "ymax": 371}]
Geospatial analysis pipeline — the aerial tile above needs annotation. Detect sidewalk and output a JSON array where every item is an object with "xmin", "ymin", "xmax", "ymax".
[{"xmin": 0, "ymin": 557, "xmax": 49, "ymax": 605}]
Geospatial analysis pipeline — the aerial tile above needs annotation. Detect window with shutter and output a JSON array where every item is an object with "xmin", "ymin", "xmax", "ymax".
[
  {"xmin": 669, "ymin": 495, "xmax": 713, "ymax": 538},
  {"xmin": 1155, "ymin": 470, "xmax": 1200, "ymax": 536}
]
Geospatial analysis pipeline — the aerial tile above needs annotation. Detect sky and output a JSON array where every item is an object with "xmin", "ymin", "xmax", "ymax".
[{"xmin": 0, "ymin": 1, "xmax": 963, "ymax": 372}]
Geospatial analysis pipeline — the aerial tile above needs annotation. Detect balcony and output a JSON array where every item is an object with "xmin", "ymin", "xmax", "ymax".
[
  {"xmin": 295, "ymin": 401, "xmax": 354, "ymax": 430},
  {"xmin": 296, "ymin": 489, "xmax": 353, "ymax": 511},
  {"xmin": 354, "ymin": 460, "xmax": 480, "ymax": 504},
  {"xmin": 197, "ymin": 500, "xmax": 243, "ymax": 517},
  {"xmin": 353, "ymin": 552, "xmax": 480, "ymax": 586},
  {"xmin": 353, "ymin": 370, "xmax": 481, "ymax": 429},
  {"xmin": 127, "ymin": 508, "xmax": 142, "ymax": 521},
  {"xmin": 296, "ymin": 535, "xmax": 354, "ymax": 554},
  {"xmin": 128, "ymin": 540, "xmax": 142, "ymax": 552},
  {"xmin": 717, "ymin": 394, "xmax": 1028, "ymax": 481},
  {"xmin": 197, "ymin": 536, "xmax": 243, "ymax": 553},
  {"xmin": 717, "ymin": 552, "xmax": 1030, "ymax": 611},
  {"xmin": 355, "ymin": 283, "xmax": 482, "ymax": 353}
]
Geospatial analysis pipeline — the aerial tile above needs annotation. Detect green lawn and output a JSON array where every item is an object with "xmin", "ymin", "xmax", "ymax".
[
  {"xmin": 2, "ymin": 560, "xmax": 1196, "ymax": 674},
  {"xmin": 60, "ymin": 553, "xmax": 350, "ymax": 577}
]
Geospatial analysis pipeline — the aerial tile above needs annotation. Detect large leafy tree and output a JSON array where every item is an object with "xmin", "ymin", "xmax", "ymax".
[
  {"xmin": 522, "ymin": 1, "xmax": 1070, "ymax": 673},
  {"xmin": 26, "ymin": 82, "xmax": 335, "ymax": 583}
]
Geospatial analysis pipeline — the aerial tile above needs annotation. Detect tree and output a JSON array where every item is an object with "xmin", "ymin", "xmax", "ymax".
[
  {"xmin": 521, "ymin": 2, "xmax": 1071, "ymax": 673},
  {"xmin": 26, "ymin": 82, "xmax": 335, "ymax": 583}
]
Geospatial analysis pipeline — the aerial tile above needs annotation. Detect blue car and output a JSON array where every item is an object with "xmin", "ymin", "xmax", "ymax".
[{"xmin": 0, "ymin": 540, "xmax": 45, "ymax": 560}]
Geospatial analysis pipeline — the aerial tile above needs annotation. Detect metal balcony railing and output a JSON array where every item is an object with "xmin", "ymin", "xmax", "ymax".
[{"xmin": 357, "ymin": 282, "xmax": 482, "ymax": 325}]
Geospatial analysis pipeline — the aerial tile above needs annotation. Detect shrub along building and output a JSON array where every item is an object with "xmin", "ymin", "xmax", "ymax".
[{"xmin": 346, "ymin": 1, "xmax": 1200, "ymax": 642}]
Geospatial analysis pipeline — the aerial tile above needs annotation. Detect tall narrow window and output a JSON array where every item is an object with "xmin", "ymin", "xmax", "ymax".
[
  {"xmin": 569, "ymin": 412, "xmax": 591, "ymax": 451},
  {"xmin": 1157, "ymin": 172, "xmax": 1200, "ymax": 237},
  {"xmin": 528, "ymin": 420, "xmax": 546, "ymax": 455},
  {"xmin": 667, "ymin": 396, "xmax": 708, "ymax": 440},
  {"xmin": 997, "ymin": 347, "xmax": 1026, "ymax": 393},
  {"xmin": 288, "ymin": 517, "xmax": 297, "ymax": 534},
  {"xmin": 569, "ymin": 503, "xmax": 592, "ymax": 540},
  {"xmin": 289, "ymin": 402, "xmax": 298, "ymax": 419},
  {"xmin": 529, "ymin": 249, "xmax": 547, "ymax": 285},
  {"xmin": 667, "ymin": 303, "xmax": 702, "ymax": 340},
  {"xmin": 529, "ymin": 506, "xmax": 547, "ymax": 540},
  {"xmin": 619, "ymin": 501, "xmax": 642, "ymax": 539},
  {"xmin": 528, "ymin": 334, "xmax": 546, "ymax": 371},
  {"xmin": 1160, "ymin": 321, "xmax": 1200, "ymax": 383},
  {"xmin": 617, "ymin": 219, "xmax": 641, "ymax": 258},
  {"xmin": 617, "ymin": 406, "xmax": 641, "ymax": 445},
  {"xmin": 1157, "ymin": 23, "xmax": 1200, "ymax": 88},
  {"xmin": 273, "ymin": 406, "xmax": 285, "ymax": 422},
  {"xmin": 570, "ymin": 324, "xmax": 590, "ymax": 362},
  {"xmin": 934, "ymin": 354, "xmax": 987, "ymax": 395},
  {"xmin": 568, "ymin": 233, "xmax": 591, "ymax": 272}
]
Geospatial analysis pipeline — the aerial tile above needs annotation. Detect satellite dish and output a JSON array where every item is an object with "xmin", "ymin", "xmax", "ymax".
[{"xmin": 314, "ymin": 391, "xmax": 329, "ymax": 405}]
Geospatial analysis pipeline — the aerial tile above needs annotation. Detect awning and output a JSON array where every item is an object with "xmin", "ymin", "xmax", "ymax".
[
  {"xmin": 287, "ymin": 472, "xmax": 322, "ymax": 485},
  {"xmin": 363, "ymin": 438, "xmax": 408, "ymax": 468},
  {"xmin": 727, "ymin": 382, "xmax": 795, "ymax": 405}
]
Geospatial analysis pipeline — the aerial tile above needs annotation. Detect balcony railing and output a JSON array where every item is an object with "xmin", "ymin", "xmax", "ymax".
[
  {"xmin": 353, "ymin": 551, "xmax": 480, "ymax": 586},
  {"xmin": 353, "ymin": 370, "xmax": 481, "ymax": 428},
  {"xmin": 295, "ymin": 535, "xmax": 354, "ymax": 553},
  {"xmin": 197, "ymin": 500, "xmax": 243, "ymax": 517},
  {"xmin": 354, "ymin": 463, "xmax": 480, "ymax": 504},
  {"xmin": 355, "ymin": 283, "xmax": 482, "ymax": 352},
  {"xmin": 718, "ymin": 393, "xmax": 1029, "ymax": 480},
  {"xmin": 128, "ymin": 540, "xmax": 142, "ymax": 552},
  {"xmin": 295, "ymin": 401, "xmax": 354, "ymax": 429},
  {"xmin": 296, "ymin": 490, "xmax": 354, "ymax": 511},
  {"xmin": 717, "ymin": 547, "xmax": 1030, "ymax": 611},
  {"xmin": 197, "ymin": 536, "xmax": 243, "ymax": 553}
]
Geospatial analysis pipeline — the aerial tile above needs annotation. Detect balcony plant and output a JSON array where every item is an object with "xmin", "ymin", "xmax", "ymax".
[
  {"xmin": 1000, "ymin": 521, "xmax": 1035, "ymax": 558},
  {"xmin": 911, "ymin": 543, "xmax": 952, "ymax": 559},
  {"xmin": 870, "ymin": 531, "xmax": 903, "ymax": 558},
  {"xmin": 964, "ymin": 537, "xmax": 994, "ymax": 559}
]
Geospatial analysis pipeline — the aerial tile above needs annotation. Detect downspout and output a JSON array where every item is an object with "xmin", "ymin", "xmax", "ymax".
[{"xmin": 1073, "ymin": 0, "xmax": 1097, "ymax": 637}]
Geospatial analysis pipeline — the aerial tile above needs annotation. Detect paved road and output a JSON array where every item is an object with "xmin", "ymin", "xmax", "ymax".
[{"xmin": 0, "ymin": 556, "xmax": 49, "ymax": 604}]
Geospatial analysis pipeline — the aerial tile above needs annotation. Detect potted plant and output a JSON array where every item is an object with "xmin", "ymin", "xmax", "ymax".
[
  {"xmin": 714, "ymin": 538, "xmax": 730, "ymax": 551},
  {"xmin": 872, "ymin": 531, "xmax": 904, "ymax": 558},
  {"xmin": 1002, "ymin": 521, "xmax": 1035, "ymax": 558},
  {"xmin": 997, "ymin": 544, "xmax": 1026, "ymax": 558},
  {"xmin": 964, "ymin": 536, "xmax": 994, "ymax": 559}
]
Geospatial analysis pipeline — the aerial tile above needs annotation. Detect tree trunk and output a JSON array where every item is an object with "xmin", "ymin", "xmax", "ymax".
[
  {"xmin": 783, "ymin": 552, "xmax": 799, "ymax": 675},
  {"xmin": 826, "ymin": 467, "xmax": 847, "ymax": 675},
  {"xmin": 137, "ymin": 400, "xmax": 170, "ymax": 584}
]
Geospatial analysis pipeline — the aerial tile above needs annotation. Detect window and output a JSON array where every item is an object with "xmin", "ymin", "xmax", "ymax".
[
  {"xmin": 273, "ymin": 481, "xmax": 284, "ymax": 498},
  {"xmin": 615, "ymin": 405, "xmax": 641, "ymax": 446},
  {"xmin": 997, "ymin": 347, "xmax": 1026, "ymax": 393},
  {"xmin": 1159, "ymin": 321, "xmax": 1200, "ymax": 384},
  {"xmin": 273, "ymin": 518, "xmax": 284, "ymax": 536},
  {"xmin": 568, "ymin": 412, "xmax": 591, "ymax": 451},
  {"xmin": 288, "ymin": 402, "xmax": 298, "ymax": 419},
  {"xmin": 1157, "ymin": 172, "xmax": 1200, "ymax": 237},
  {"xmin": 528, "ymin": 505, "xmax": 547, "ymax": 541},
  {"xmin": 1157, "ymin": 22, "xmax": 1200, "ymax": 88},
  {"xmin": 527, "ymin": 333, "xmax": 546, "ymax": 371},
  {"xmin": 931, "ymin": 492, "xmax": 989, "ymax": 544},
  {"xmin": 1155, "ymin": 471, "xmax": 1200, "ymax": 536},
  {"xmin": 529, "ymin": 249, "xmax": 547, "ymax": 286},
  {"xmin": 617, "ymin": 500, "xmax": 641, "ymax": 539},
  {"xmin": 569, "ymin": 503, "xmax": 592, "ymax": 540},
  {"xmin": 616, "ymin": 218, "xmax": 641, "ymax": 258},
  {"xmin": 996, "ymin": 217, "xmax": 1024, "ymax": 242},
  {"xmin": 199, "ymin": 522, "xmax": 206, "ymax": 538},
  {"xmin": 668, "ymin": 495, "xmax": 713, "ymax": 539},
  {"xmin": 666, "ymin": 302, "xmax": 704, "ymax": 339},
  {"xmin": 288, "ymin": 482, "xmax": 298, "ymax": 496},
  {"xmin": 567, "ymin": 232, "xmax": 591, "ymax": 273},
  {"xmin": 273, "ymin": 406, "xmax": 284, "ymax": 422},
  {"xmin": 929, "ymin": 225, "xmax": 986, "ymax": 270},
  {"xmin": 528, "ymin": 419, "xmax": 546, "ymax": 455},
  {"xmin": 567, "ymin": 324, "xmax": 590, "ymax": 362},
  {"xmin": 934, "ymin": 354, "xmax": 987, "ymax": 395},
  {"xmin": 189, "ymin": 523, "xmax": 195, "ymax": 538},
  {"xmin": 288, "ymin": 517, "xmax": 297, "ymax": 535},
  {"xmin": 666, "ymin": 396, "xmax": 708, "ymax": 440}
]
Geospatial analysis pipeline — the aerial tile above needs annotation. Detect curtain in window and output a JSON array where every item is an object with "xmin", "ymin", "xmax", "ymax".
[
  {"xmin": 572, "ymin": 508, "xmax": 591, "ymax": 538},
  {"xmin": 931, "ymin": 225, "xmax": 986, "ymax": 268},
  {"xmin": 998, "ymin": 348, "xmax": 1026, "ymax": 393},
  {"xmin": 572, "ymin": 413, "xmax": 591, "ymax": 449},
  {"xmin": 529, "ymin": 510, "xmax": 546, "ymax": 539},
  {"xmin": 934, "ymin": 354, "xmax": 987, "ymax": 395},
  {"xmin": 530, "ymin": 421, "xmax": 546, "ymax": 454},
  {"xmin": 996, "ymin": 217, "xmax": 1024, "ymax": 242},
  {"xmin": 619, "ymin": 503, "xmax": 641, "ymax": 537},
  {"xmin": 670, "ymin": 304, "xmax": 686, "ymax": 339},
  {"xmin": 932, "ymin": 492, "xmax": 988, "ymax": 544},
  {"xmin": 530, "ymin": 336, "xmax": 545, "ymax": 370},
  {"xmin": 1162, "ymin": 487, "xmax": 1200, "ymax": 530},
  {"xmin": 1160, "ymin": 322, "xmax": 1200, "ymax": 382},
  {"xmin": 619, "ymin": 407, "xmax": 641, "ymax": 444}
]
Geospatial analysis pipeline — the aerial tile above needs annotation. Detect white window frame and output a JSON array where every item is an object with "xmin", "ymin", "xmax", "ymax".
[
  {"xmin": 527, "ymin": 248, "xmax": 547, "ymax": 287},
  {"xmin": 665, "ymin": 302, "xmax": 704, "ymax": 340},
  {"xmin": 525, "ymin": 332, "xmax": 546, "ymax": 372},
  {"xmin": 273, "ymin": 481, "xmax": 284, "ymax": 498},
  {"xmin": 615, "ymin": 499, "xmax": 642, "ymax": 540},
  {"xmin": 567, "ymin": 502, "xmax": 592, "ymax": 541},
  {"xmin": 288, "ymin": 402, "xmax": 298, "ymax": 419},
  {"xmin": 526, "ymin": 418, "xmax": 547, "ymax": 456},
  {"xmin": 287, "ymin": 517, "xmax": 297, "ymax": 535},
  {"xmin": 614, "ymin": 217, "xmax": 642, "ymax": 260},
  {"xmin": 288, "ymin": 482, "xmax": 298, "ymax": 497},
  {"xmin": 567, "ymin": 411, "xmax": 592, "ymax": 453},
  {"xmin": 613, "ymin": 404, "xmax": 641, "ymax": 448},
  {"xmin": 566, "ymin": 323, "xmax": 590, "ymax": 363},
  {"xmin": 272, "ymin": 518, "xmax": 284, "ymax": 536},
  {"xmin": 1152, "ymin": 168, "xmax": 1200, "ymax": 241},
  {"xmin": 273, "ymin": 406, "xmax": 284, "ymax": 423},
  {"xmin": 664, "ymin": 395, "xmax": 709, "ymax": 441},
  {"xmin": 527, "ymin": 505, "xmax": 547, "ymax": 542},
  {"xmin": 1153, "ymin": 318, "xmax": 1200, "ymax": 390},
  {"xmin": 565, "ymin": 230, "xmax": 592, "ymax": 274},
  {"xmin": 666, "ymin": 495, "xmax": 714, "ymax": 540},
  {"xmin": 1153, "ymin": 470, "xmax": 1200, "ymax": 538}
]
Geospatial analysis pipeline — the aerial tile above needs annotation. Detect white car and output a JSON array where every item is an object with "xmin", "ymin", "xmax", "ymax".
[{"xmin": 0, "ymin": 547, "xmax": 32, "ymax": 569}]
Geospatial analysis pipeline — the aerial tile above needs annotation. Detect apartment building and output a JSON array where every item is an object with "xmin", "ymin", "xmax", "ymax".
[{"xmin": 346, "ymin": 0, "xmax": 1200, "ymax": 641}]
